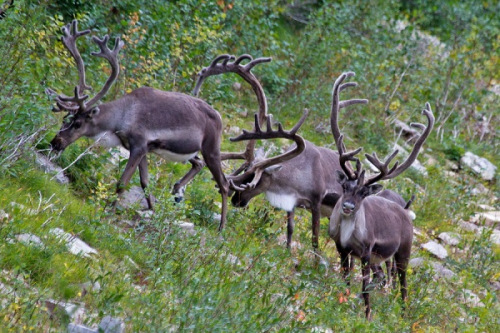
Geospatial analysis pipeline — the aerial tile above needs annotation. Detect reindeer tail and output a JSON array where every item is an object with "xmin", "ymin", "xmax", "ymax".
[{"xmin": 404, "ymin": 194, "xmax": 416, "ymax": 210}]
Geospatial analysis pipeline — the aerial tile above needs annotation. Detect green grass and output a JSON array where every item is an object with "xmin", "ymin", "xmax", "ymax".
[{"xmin": 0, "ymin": 0, "xmax": 498, "ymax": 331}]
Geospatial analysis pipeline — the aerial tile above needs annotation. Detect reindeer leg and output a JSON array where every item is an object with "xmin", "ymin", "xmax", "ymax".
[
  {"xmin": 311, "ymin": 205, "xmax": 321, "ymax": 253},
  {"xmin": 391, "ymin": 259, "xmax": 397, "ymax": 289},
  {"xmin": 172, "ymin": 156, "xmax": 205, "ymax": 202},
  {"xmin": 201, "ymin": 149, "xmax": 229, "ymax": 232},
  {"xmin": 361, "ymin": 255, "xmax": 372, "ymax": 320},
  {"xmin": 372, "ymin": 264, "xmax": 385, "ymax": 288},
  {"xmin": 340, "ymin": 251, "xmax": 350, "ymax": 284},
  {"xmin": 138, "ymin": 156, "xmax": 153, "ymax": 210},
  {"xmin": 349, "ymin": 255, "xmax": 355, "ymax": 273},
  {"xmin": 395, "ymin": 255, "xmax": 409, "ymax": 305},
  {"xmin": 116, "ymin": 147, "xmax": 147, "ymax": 198},
  {"xmin": 286, "ymin": 210, "xmax": 295, "ymax": 250}
]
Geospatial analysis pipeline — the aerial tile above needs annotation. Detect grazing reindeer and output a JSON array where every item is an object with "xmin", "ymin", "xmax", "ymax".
[
  {"xmin": 47, "ymin": 21, "xmax": 235, "ymax": 228},
  {"xmin": 328, "ymin": 97, "xmax": 434, "ymax": 319},
  {"xmin": 47, "ymin": 22, "xmax": 309, "ymax": 231}
]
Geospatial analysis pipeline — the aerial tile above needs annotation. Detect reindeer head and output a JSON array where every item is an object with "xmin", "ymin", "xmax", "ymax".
[
  {"xmin": 230, "ymin": 148, "xmax": 283, "ymax": 207},
  {"xmin": 47, "ymin": 20, "xmax": 123, "ymax": 152},
  {"xmin": 227, "ymin": 110, "xmax": 309, "ymax": 206},
  {"xmin": 50, "ymin": 106, "xmax": 104, "ymax": 151},
  {"xmin": 336, "ymin": 170, "xmax": 383, "ymax": 216}
]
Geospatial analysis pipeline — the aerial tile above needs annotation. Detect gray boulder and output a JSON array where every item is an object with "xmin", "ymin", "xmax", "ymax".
[
  {"xmin": 461, "ymin": 152, "xmax": 496, "ymax": 181},
  {"xmin": 421, "ymin": 241, "xmax": 448, "ymax": 259}
]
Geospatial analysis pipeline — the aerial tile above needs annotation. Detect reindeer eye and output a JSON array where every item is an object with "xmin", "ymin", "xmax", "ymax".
[
  {"xmin": 73, "ymin": 121, "xmax": 82, "ymax": 129},
  {"xmin": 63, "ymin": 115, "xmax": 74, "ymax": 124}
]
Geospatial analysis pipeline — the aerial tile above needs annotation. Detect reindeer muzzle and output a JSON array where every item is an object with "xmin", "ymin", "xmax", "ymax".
[
  {"xmin": 49, "ymin": 137, "xmax": 67, "ymax": 152},
  {"xmin": 342, "ymin": 202, "xmax": 355, "ymax": 216}
]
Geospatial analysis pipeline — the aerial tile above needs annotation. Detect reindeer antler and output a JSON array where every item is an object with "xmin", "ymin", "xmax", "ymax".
[
  {"xmin": 47, "ymin": 20, "xmax": 123, "ymax": 114},
  {"xmin": 363, "ymin": 102, "xmax": 435, "ymax": 185},
  {"xmin": 330, "ymin": 72, "xmax": 369, "ymax": 179},
  {"xmin": 227, "ymin": 108, "xmax": 309, "ymax": 191},
  {"xmin": 192, "ymin": 54, "xmax": 272, "ymax": 175}
]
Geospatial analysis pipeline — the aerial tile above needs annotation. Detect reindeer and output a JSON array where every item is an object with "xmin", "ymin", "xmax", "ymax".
[
  {"xmin": 47, "ymin": 21, "xmax": 308, "ymax": 231},
  {"xmin": 328, "ymin": 97, "xmax": 434, "ymax": 319}
]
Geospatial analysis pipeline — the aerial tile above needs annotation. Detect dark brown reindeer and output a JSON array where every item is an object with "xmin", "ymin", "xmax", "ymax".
[
  {"xmin": 47, "ymin": 20, "xmax": 236, "ymax": 228},
  {"xmin": 328, "ymin": 101, "xmax": 434, "ymax": 319}
]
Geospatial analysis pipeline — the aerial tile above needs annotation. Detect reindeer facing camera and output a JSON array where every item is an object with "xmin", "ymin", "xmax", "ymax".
[{"xmin": 328, "ymin": 79, "xmax": 434, "ymax": 319}]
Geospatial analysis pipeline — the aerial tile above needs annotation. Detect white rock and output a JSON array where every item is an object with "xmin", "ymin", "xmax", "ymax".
[
  {"xmin": 68, "ymin": 323, "xmax": 98, "ymax": 333},
  {"xmin": 45, "ymin": 299, "xmax": 85, "ymax": 323},
  {"xmin": 15, "ymin": 233, "xmax": 44, "ymax": 247},
  {"xmin": 226, "ymin": 126, "xmax": 241, "ymax": 136},
  {"xmin": 311, "ymin": 327, "xmax": 333, "ymax": 333},
  {"xmin": 490, "ymin": 281, "xmax": 500, "ymax": 291},
  {"xmin": 477, "ymin": 204, "xmax": 496, "ymax": 211},
  {"xmin": 480, "ymin": 211, "xmax": 500, "ymax": 226},
  {"xmin": 99, "ymin": 316, "xmax": 125, "ymax": 333},
  {"xmin": 409, "ymin": 258, "xmax": 455, "ymax": 280},
  {"xmin": 409, "ymin": 257, "xmax": 425, "ymax": 268},
  {"xmin": 0, "ymin": 282, "xmax": 14, "ymax": 296},
  {"xmin": 0, "ymin": 210, "xmax": 9, "ymax": 221},
  {"xmin": 393, "ymin": 144, "xmax": 428, "ymax": 176},
  {"xmin": 107, "ymin": 146, "xmax": 129, "ymax": 166},
  {"xmin": 471, "ymin": 184, "xmax": 489, "ymax": 196},
  {"xmin": 458, "ymin": 289, "xmax": 484, "ymax": 308},
  {"xmin": 173, "ymin": 221, "xmax": 196, "ymax": 235},
  {"xmin": 438, "ymin": 232, "xmax": 461, "ymax": 246},
  {"xmin": 413, "ymin": 227, "xmax": 425, "ymax": 237},
  {"xmin": 136, "ymin": 210, "xmax": 153, "ymax": 220},
  {"xmin": 489, "ymin": 83, "xmax": 500, "ymax": 96},
  {"xmin": 212, "ymin": 213, "xmax": 222, "ymax": 222},
  {"xmin": 277, "ymin": 234, "xmax": 302, "ymax": 250},
  {"xmin": 35, "ymin": 152, "xmax": 70, "ymax": 184},
  {"xmin": 421, "ymin": 241, "xmax": 448, "ymax": 259},
  {"xmin": 459, "ymin": 220, "xmax": 481, "ymax": 232},
  {"xmin": 225, "ymin": 253, "xmax": 241, "ymax": 266},
  {"xmin": 461, "ymin": 152, "xmax": 497, "ymax": 181},
  {"xmin": 80, "ymin": 281, "xmax": 101, "ymax": 296},
  {"xmin": 445, "ymin": 160, "xmax": 460, "ymax": 171},
  {"xmin": 430, "ymin": 262, "xmax": 456, "ymax": 280},
  {"xmin": 490, "ymin": 230, "xmax": 500, "ymax": 245},
  {"xmin": 116, "ymin": 186, "xmax": 150, "ymax": 210},
  {"xmin": 49, "ymin": 228, "xmax": 98, "ymax": 258}
]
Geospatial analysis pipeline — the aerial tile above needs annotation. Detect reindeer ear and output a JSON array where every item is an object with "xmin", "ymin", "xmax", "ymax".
[
  {"xmin": 364, "ymin": 184, "xmax": 383, "ymax": 197},
  {"xmin": 264, "ymin": 165, "xmax": 282, "ymax": 174},
  {"xmin": 88, "ymin": 107, "xmax": 100, "ymax": 118},
  {"xmin": 336, "ymin": 170, "xmax": 348, "ymax": 184}
]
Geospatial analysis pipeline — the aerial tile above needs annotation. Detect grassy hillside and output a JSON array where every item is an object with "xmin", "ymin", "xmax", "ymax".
[{"xmin": 0, "ymin": 0, "xmax": 498, "ymax": 331}]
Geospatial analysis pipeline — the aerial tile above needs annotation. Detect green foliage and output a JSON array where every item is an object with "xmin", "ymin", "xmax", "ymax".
[
  {"xmin": 0, "ymin": 0, "xmax": 498, "ymax": 331},
  {"xmin": 443, "ymin": 143, "xmax": 465, "ymax": 162}
]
